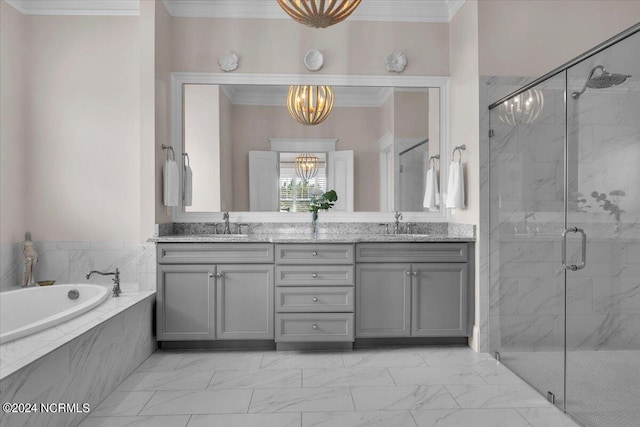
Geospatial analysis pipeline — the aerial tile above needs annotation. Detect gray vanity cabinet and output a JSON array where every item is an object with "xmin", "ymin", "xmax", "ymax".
[
  {"xmin": 157, "ymin": 243, "xmax": 274, "ymax": 342},
  {"xmin": 355, "ymin": 243, "xmax": 472, "ymax": 338},
  {"xmin": 157, "ymin": 264, "xmax": 216, "ymax": 341}
]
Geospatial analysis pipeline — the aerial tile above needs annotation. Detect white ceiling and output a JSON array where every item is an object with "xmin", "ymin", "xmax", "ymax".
[{"xmin": 6, "ymin": 0, "xmax": 466, "ymax": 22}]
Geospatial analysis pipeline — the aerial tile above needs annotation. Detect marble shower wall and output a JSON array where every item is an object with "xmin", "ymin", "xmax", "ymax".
[{"xmin": 0, "ymin": 241, "xmax": 156, "ymax": 292}]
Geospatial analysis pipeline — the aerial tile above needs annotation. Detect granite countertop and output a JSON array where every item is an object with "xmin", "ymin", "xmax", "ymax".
[{"xmin": 149, "ymin": 233, "xmax": 475, "ymax": 243}]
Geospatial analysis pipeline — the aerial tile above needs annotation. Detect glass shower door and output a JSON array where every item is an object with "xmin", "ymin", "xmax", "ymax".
[
  {"xmin": 488, "ymin": 72, "xmax": 567, "ymax": 408},
  {"xmin": 564, "ymin": 31, "xmax": 640, "ymax": 426}
]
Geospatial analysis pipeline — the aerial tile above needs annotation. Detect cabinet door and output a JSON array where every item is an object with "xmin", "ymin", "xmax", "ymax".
[
  {"xmin": 157, "ymin": 264, "xmax": 215, "ymax": 341},
  {"xmin": 216, "ymin": 264, "xmax": 274, "ymax": 340},
  {"xmin": 412, "ymin": 263, "xmax": 467, "ymax": 336},
  {"xmin": 356, "ymin": 264, "xmax": 411, "ymax": 337}
]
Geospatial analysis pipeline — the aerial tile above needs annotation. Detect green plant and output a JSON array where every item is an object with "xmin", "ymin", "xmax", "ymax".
[
  {"xmin": 591, "ymin": 190, "xmax": 625, "ymax": 225},
  {"xmin": 309, "ymin": 190, "xmax": 338, "ymax": 219}
]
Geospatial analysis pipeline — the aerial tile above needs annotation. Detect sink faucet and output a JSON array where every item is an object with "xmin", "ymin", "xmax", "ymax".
[
  {"xmin": 86, "ymin": 268, "xmax": 121, "ymax": 297},
  {"xmin": 222, "ymin": 212, "xmax": 231, "ymax": 234},
  {"xmin": 394, "ymin": 212, "xmax": 403, "ymax": 235}
]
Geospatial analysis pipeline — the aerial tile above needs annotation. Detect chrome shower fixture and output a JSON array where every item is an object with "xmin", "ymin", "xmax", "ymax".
[{"xmin": 571, "ymin": 65, "xmax": 631, "ymax": 99}]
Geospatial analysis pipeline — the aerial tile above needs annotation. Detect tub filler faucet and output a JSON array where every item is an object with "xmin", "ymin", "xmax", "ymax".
[{"xmin": 86, "ymin": 268, "xmax": 121, "ymax": 297}]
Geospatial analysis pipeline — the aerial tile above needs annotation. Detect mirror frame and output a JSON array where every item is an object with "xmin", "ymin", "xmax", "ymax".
[{"xmin": 170, "ymin": 72, "xmax": 451, "ymax": 223}]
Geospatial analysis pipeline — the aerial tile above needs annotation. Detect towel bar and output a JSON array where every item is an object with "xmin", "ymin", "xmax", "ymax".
[
  {"xmin": 161, "ymin": 144, "xmax": 175, "ymax": 161},
  {"xmin": 452, "ymin": 144, "xmax": 466, "ymax": 161}
]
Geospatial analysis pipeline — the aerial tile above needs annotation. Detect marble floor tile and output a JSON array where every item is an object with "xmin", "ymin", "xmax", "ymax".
[
  {"xmin": 446, "ymin": 384, "xmax": 550, "ymax": 409},
  {"xmin": 411, "ymin": 408, "xmax": 530, "ymax": 427},
  {"xmin": 351, "ymin": 385, "xmax": 460, "ymax": 411},
  {"xmin": 343, "ymin": 349, "xmax": 426, "ymax": 368},
  {"xmin": 187, "ymin": 413, "xmax": 301, "ymax": 427},
  {"xmin": 418, "ymin": 347, "xmax": 492, "ymax": 367},
  {"xmin": 516, "ymin": 407, "xmax": 581, "ymax": 427},
  {"xmin": 303, "ymin": 367, "xmax": 395, "ymax": 387},
  {"xmin": 388, "ymin": 366, "xmax": 487, "ymax": 385},
  {"xmin": 79, "ymin": 415, "xmax": 190, "ymax": 427},
  {"xmin": 471, "ymin": 360, "xmax": 528, "ymax": 385},
  {"xmin": 115, "ymin": 370, "xmax": 214, "ymax": 391},
  {"xmin": 302, "ymin": 410, "xmax": 418, "ymax": 427},
  {"xmin": 135, "ymin": 352, "xmax": 185, "ymax": 372},
  {"xmin": 139, "ymin": 389, "xmax": 253, "ymax": 415},
  {"xmin": 176, "ymin": 351, "xmax": 263, "ymax": 371},
  {"xmin": 209, "ymin": 368, "xmax": 301, "ymax": 389},
  {"xmin": 249, "ymin": 387, "xmax": 354, "ymax": 413},
  {"xmin": 90, "ymin": 391, "xmax": 155, "ymax": 417},
  {"xmin": 261, "ymin": 352, "xmax": 345, "ymax": 369}
]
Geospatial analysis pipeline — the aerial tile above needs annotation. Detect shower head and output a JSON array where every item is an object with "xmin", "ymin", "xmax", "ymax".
[{"xmin": 571, "ymin": 65, "xmax": 631, "ymax": 99}]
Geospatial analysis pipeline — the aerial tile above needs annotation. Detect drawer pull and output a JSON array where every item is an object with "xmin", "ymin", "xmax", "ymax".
[
  {"xmin": 312, "ymin": 324, "xmax": 318, "ymax": 330},
  {"xmin": 312, "ymin": 273, "xmax": 318, "ymax": 278},
  {"xmin": 312, "ymin": 251, "xmax": 318, "ymax": 256},
  {"xmin": 312, "ymin": 297, "xmax": 318, "ymax": 302}
]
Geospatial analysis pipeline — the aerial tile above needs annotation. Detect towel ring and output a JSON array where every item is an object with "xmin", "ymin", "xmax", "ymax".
[
  {"xmin": 429, "ymin": 155, "xmax": 440, "ymax": 168},
  {"xmin": 452, "ymin": 144, "xmax": 466, "ymax": 162},
  {"xmin": 183, "ymin": 152, "xmax": 190, "ymax": 167},
  {"xmin": 161, "ymin": 144, "xmax": 175, "ymax": 161}
]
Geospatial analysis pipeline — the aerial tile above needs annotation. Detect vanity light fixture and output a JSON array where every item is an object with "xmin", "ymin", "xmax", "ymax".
[
  {"xmin": 287, "ymin": 85, "xmax": 334, "ymax": 126},
  {"xmin": 498, "ymin": 88, "xmax": 544, "ymax": 126},
  {"xmin": 277, "ymin": 0, "xmax": 361, "ymax": 28},
  {"xmin": 294, "ymin": 153, "xmax": 320, "ymax": 182}
]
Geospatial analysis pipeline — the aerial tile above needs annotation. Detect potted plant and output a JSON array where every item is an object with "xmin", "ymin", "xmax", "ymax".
[{"xmin": 309, "ymin": 190, "xmax": 338, "ymax": 237}]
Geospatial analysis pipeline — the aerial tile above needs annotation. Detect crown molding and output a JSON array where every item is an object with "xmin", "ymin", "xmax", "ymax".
[
  {"xmin": 162, "ymin": 0, "xmax": 462, "ymax": 23},
  {"xmin": 5, "ymin": 0, "xmax": 139, "ymax": 16}
]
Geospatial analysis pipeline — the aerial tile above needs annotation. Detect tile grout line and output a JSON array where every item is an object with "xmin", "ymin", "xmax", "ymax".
[
  {"xmin": 136, "ymin": 390, "xmax": 157, "ymax": 416},
  {"xmin": 348, "ymin": 386, "xmax": 358, "ymax": 411},
  {"xmin": 246, "ymin": 388, "xmax": 256, "ymax": 414}
]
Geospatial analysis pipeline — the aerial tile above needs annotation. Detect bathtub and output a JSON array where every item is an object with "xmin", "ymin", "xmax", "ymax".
[{"xmin": 0, "ymin": 284, "xmax": 109, "ymax": 344}]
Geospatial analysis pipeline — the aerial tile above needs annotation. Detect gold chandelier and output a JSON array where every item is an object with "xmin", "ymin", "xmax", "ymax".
[
  {"xmin": 277, "ymin": 0, "xmax": 361, "ymax": 28},
  {"xmin": 287, "ymin": 85, "xmax": 334, "ymax": 126},
  {"xmin": 294, "ymin": 153, "xmax": 320, "ymax": 182}
]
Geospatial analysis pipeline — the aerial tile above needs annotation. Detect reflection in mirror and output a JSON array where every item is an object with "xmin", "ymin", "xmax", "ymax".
[
  {"xmin": 182, "ymin": 84, "xmax": 441, "ymax": 213},
  {"xmin": 279, "ymin": 152, "xmax": 326, "ymax": 212}
]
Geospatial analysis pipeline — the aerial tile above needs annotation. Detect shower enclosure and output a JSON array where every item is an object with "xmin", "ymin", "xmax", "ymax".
[{"xmin": 488, "ymin": 23, "xmax": 640, "ymax": 427}]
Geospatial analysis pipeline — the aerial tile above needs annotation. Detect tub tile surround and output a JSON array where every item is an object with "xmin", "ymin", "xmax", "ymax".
[
  {"xmin": 0, "ymin": 293, "xmax": 154, "ymax": 427},
  {"xmin": 81, "ymin": 346, "xmax": 579, "ymax": 427},
  {"xmin": 0, "ymin": 241, "xmax": 157, "ymax": 292}
]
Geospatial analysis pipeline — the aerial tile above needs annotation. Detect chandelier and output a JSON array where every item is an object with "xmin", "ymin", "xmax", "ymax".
[
  {"xmin": 294, "ymin": 153, "xmax": 320, "ymax": 182},
  {"xmin": 277, "ymin": 0, "xmax": 361, "ymax": 28},
  {"xmin": 287, "ymin": 85, "xmax": 334, "ymax": 126},
  {"xmin": 498, "ymin": 88, "xmax": 544, "ymax": 126}
]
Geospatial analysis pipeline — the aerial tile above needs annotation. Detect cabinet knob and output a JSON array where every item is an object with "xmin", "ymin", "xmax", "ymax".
[
  {"xmin": 312, "ymin": 273, "xmax": 318, "ymax": 278},
  {"xmin": 209, "ymin": 272, "xmax": 214, "ymax": 278},
  {"xmin": 413, "ymin": 271, "xmax": 418, "ymax": 277},
  {"xmin": 406, "ymin": 271, "xmax": 411, "ymax": 276},
  {"xmin": 311, "ymin": 251, "xmax": 318, "ymax": 256},
  {"xmin": 312, "ymin": 324, "xmax": 318, "ymax": 330},
  {"xmin": 216, "ymin": 272, "xmax": 224, "ymax": 278},
  {"xmin": 312, "ymin": 297, "xmax": 318, "ymax": 302}
]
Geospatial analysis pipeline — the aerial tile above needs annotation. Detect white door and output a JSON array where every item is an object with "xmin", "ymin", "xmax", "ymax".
[
  {"xmin": 249, "ymin": 151, "xmax": 279, "ymax": 211},
  {"xmin": 327, "ymin": 150, "xmax": 354, "ymax": 212}
]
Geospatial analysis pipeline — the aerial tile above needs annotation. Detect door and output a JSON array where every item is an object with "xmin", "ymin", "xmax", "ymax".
[
  {"xmin": 356, "ymin": 263, "xmax": 411, "ymax": 337},
  {"xmin": 249, "ymin": 151, "xmax": 279, "ymax": 211},
  {"xmin": 157, "ymin": 264, "xmax": 216, "ymax": 341},
  {"xmin": 216, "ymin": 264, "xmax": 274, "ymax": 339},
  {"xmin": 488, "ymin": 72, "xmax": 567, "ymax": 408},
  {"xmin": 327, "ymin": 150, "xmax": 354, "ymax": 212},
  {"xmin": 412, "ymin": 263, "xmax": 467, "ymax": 336}
]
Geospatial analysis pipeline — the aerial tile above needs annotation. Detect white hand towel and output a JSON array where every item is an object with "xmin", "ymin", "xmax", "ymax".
[
  {"xmin": 422, "ymin": 167, "xmax": 440, "ymax": 210},
  {"xmin": 163, "ymin": 159, "xmax": 179, "ymax": 207},
  {"xmin": 445, "ymin": 160, "xmax": 465, "ymax": 209},
  {"xmin": 183, "ymin": 164, "xmax": 193, "ymax": 207}
]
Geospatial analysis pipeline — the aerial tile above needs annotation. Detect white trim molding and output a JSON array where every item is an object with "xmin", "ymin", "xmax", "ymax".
[
  {"xmin": 171, "ymin": 72, "xmax": 451, "ymax": 223},
  {"xmin": 5, "ymin": 0, "xmax": 140, "ymax": 16},
  {"xmin": 447, "ymin": 0, "xmax": 466, "ymax": 21},
  {"xmin": 269, "ymin": 138, "xmax": 337, "ymax": 153}
]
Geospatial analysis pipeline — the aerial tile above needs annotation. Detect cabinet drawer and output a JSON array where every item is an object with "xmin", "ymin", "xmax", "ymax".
[
  {"xmin": 158, "ymin": 243, "xmax": 273, "ymax": 264},
  {"xmin": 356, "ymin": 243, "xmax": 468, "ymax": 263},
  {"xmin": 276, "ymin": 313, "xmax": 354, "ymax": 342},
  {"xmin": 276, "ymin": 287, "xmax": 354, "ymax": 312},
  {"xmin": 275, "ymin": 265, "xmax": 354, "ymax": 286},
  {"xmin": 275, "ymin": 244, "xmax": 354, "ymax": 265}
]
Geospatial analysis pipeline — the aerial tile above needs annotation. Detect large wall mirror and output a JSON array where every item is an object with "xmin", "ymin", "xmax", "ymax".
[{"xmin": 171, "ymin": 74, "xmax": 450, "ymax": 222}]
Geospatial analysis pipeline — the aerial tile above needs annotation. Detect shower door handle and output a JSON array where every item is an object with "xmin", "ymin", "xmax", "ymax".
[{"xmin": 562, "ymin": 227, "xmax": 587, "ymax": 271}]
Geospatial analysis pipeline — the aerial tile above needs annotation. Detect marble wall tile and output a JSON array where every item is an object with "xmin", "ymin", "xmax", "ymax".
[{"xmin": 0, "ymin": 243, "xmax": 20, "ymax": 291}]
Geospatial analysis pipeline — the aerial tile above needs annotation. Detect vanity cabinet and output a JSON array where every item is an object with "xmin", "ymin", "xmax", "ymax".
[
  {"xmin": 275, "ymin": 244, "xmax": 355, "ymax": 343},
  {"xmin": 156, "ymin": 243, "xmax": 274, "ymax": 341},
  {"xmin": 355, "ymin": 243, "xmax": 472, "ymax": 338}
]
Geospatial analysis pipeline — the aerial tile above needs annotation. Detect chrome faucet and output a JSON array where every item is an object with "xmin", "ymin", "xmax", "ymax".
[
  {"xmin": 222, "ymin": 212, "xmax": 231, "ymax": 234},
  {"xmin": 86, "ymin": 268, "xmax": 121, "ymax": 297},
  {"xmin": 394, "ymin": 212, "xmax": 403, "ymax": 235}
]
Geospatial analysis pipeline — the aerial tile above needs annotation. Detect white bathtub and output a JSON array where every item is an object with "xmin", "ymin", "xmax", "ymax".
[{"xmin": 0, "ymin": 284, "xmax": 109, "ymax": 344}]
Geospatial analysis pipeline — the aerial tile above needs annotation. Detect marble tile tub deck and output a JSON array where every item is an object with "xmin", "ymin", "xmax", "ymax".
[
  {"xmin": 0, "ymin": 288, "xmax": 155, "ymax": 379},
  {"xmin": 82, "ymin": 346, "xmax": 579, "ymax": 427}
]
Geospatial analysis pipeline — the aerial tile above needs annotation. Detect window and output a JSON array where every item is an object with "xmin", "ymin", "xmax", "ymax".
[{"xmin": 279, "ymin": 153, "xmax": 327, "ymax": 212}]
